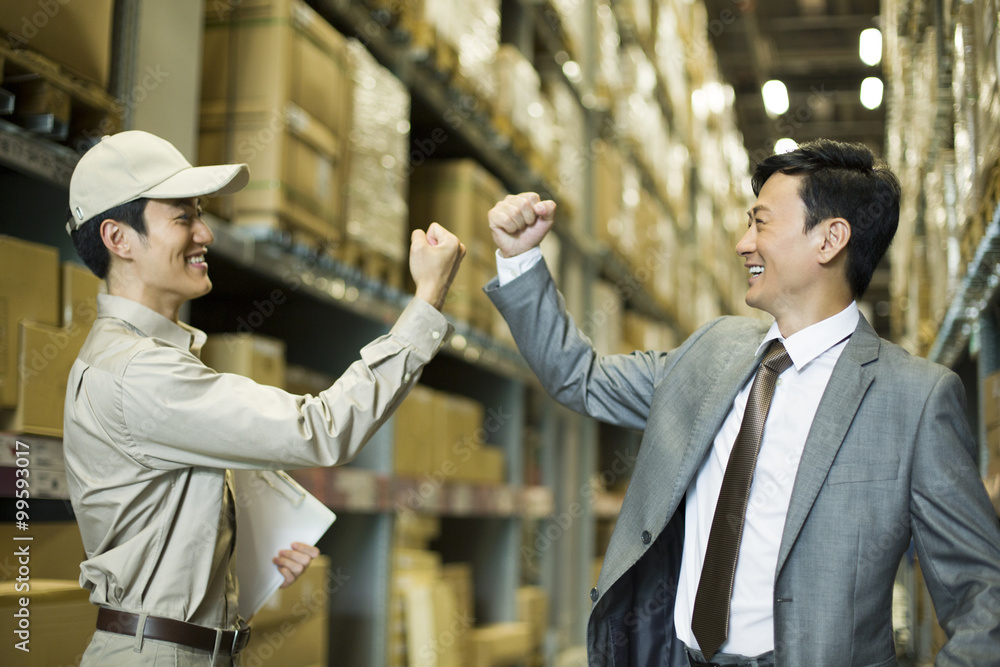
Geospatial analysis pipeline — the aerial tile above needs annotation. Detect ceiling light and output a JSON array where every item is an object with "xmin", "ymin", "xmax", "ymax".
[
  {"xmin": 762, "ymin": 80, "xmax": 789, "ymax": 117},
  {"xmin": 774, "ymin": 138, "xmax": 798, "ymax": 154},
  {"xmin": 860, "ymin": 28, "xmax": 882, "ymax": 66},
  {"xmin": 860, "ymin": 77, "xmax": 884, "ymax": 109}
]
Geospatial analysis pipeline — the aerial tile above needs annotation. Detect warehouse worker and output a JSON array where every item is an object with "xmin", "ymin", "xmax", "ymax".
[
  {"xmin": 63, "ymin": 130, "xmax": 465, "ymax": 666},
  {"xmin": 486, "ymin": 139, "xmax": 1000, "ymax": 666}
]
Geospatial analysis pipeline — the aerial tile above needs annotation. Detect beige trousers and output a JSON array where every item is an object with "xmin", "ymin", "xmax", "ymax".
[{"xmin": 80, "ymin": 630, "xmax": 241, "ymax": 666}]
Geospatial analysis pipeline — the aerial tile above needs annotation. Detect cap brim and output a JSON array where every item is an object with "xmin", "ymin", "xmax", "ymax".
[{"xmin": 141, "ymin": 163, "xmax": 249, "ymax": 200}]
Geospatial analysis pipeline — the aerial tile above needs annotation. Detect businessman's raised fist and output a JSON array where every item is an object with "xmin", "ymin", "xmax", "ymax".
[{"xmin": 488, "ymin": 192, "xmax": 556, "ymax": 258}]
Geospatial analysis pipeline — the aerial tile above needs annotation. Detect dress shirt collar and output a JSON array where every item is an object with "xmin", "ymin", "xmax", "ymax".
[
  {"xmin": 96, "ymin": 293, "xmax": 207, "ymax": 354},
  {"xmin": 757, "ymin": 302, "xmax": 859, "ymax": 372}
]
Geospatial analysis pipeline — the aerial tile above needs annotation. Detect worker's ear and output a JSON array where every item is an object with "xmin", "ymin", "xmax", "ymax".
[{"xmin": 101, "ymin": 219, "xmax": 133, "ymax": 260}]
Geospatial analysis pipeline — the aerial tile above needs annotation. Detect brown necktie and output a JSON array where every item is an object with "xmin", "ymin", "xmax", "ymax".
[{"xmin": 691, "ymin": 340, "xmax": 792, "ymax": 660}]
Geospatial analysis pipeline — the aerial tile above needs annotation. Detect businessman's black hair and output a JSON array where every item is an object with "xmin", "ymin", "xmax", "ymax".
[
  {"xmin": 752, "ymin": 139, "xmax": 901, "ymax": 299},
  {"xmin": 70, "ymin": 198, "xmax": 149, "ymax": 280}
]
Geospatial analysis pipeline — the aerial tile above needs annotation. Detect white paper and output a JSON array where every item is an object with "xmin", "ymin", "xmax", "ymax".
[{"xmin": 231, "ymin": 470, "xmax": 336, "ymax": 619}]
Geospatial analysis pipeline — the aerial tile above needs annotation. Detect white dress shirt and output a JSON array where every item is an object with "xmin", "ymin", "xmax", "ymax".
[
  {"xmin": 674, "ymin": 303, "xmax": 858, "ymax": 656},
  {"xmin": 496, "ymin": 248, "xmax": 859, "ymax": 655}
]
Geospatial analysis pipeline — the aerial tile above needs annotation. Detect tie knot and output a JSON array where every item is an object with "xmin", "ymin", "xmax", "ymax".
[{"xmin": 762, "ymin": 340, "xmax": 792, "ymax": 374}]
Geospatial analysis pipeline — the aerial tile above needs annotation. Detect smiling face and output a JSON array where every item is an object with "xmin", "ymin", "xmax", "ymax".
[
  {"xmin": 736, "ymin": 172, "xmax": 836, "ymax": 331},
  {"xmin": 114, "ymin": 198, "xmax": 214, "ymax": 320}
]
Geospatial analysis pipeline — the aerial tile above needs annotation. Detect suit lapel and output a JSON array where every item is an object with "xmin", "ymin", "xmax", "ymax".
[
  {"xmin": 663, "ymin": 339, "xmax": 762, "ymax": 515},
  {"xmin": 775, "ymin": 316, "xmax": 880, "ymax": 576}
]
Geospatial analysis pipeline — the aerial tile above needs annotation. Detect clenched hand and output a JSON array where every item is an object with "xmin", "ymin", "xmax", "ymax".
[
  {"xmin": 488, "ymin": 192, "xmax": 557, "ymax": 258},
  {"xmin": 410, "ymin": 222, "xmax": 466, "ymax": 311}
]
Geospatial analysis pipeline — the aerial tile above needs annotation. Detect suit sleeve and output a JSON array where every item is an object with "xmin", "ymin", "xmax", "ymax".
[
  {"xmin": 909, "ymin": 371, "xmax": 1000, "ymax": 665},
  {"xmin": 485, "ymin": 258, "xmax": 671, "ymax": 430}
]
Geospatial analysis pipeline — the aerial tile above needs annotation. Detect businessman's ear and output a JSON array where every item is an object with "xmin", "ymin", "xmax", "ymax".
[{"xmin": 817, "ymin": 217, "xmax": 850, "ymax": 265}]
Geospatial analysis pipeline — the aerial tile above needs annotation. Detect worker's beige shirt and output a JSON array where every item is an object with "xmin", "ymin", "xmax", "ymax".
[{"xmin": 64, "ymin": 293, "xmax": 450, "ymax": 632}]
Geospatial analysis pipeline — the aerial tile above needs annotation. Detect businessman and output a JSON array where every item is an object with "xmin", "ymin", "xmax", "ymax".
[
  {"xmin": 63, "ymin": 130, "xmax": 465, "ymax": 665},
  {"xmin": 486, "ymin": 139, "xmax": 1000, "ymax": 666}
]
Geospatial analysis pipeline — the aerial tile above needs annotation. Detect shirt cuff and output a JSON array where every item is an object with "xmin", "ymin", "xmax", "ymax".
[
  {"xmin": 496, "ymin": 247, "xmax": 544, "ymax": 286},
  {"xmin": 391, "ymin": 297, "xmax": 453, "ymax": 359}
]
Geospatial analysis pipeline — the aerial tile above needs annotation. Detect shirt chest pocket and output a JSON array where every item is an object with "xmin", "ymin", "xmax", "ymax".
[{"xmin": 827, "ymin": 456, "xmax": 900, "ymax": 485}]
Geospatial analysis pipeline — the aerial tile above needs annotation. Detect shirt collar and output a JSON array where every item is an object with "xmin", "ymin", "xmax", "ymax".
[
  {"xmin": 96, "ymin": 294, "xmax": 207, "ymax": 354},
  {"xmin": 756, "ymin": 302, "xmax": 859, "ymax": 372}
]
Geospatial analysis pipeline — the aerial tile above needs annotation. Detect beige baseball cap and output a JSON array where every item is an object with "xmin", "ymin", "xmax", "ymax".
[{"xmin": 66, "ymin": 130, "xmax": 249, "ymax": 234}]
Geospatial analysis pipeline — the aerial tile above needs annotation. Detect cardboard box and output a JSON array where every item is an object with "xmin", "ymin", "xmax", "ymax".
[
  {"xmin": 517, "ymin": 586, "xmax": 548, "ymax": 650},
  {"xmin": 394, "ymin": 513, "xmax": 440, "ymax": 550},
  {"xmin": 405, "ymin": 580, "xmax": 462, "ymax": 667},
  {"xmin": 200, "ymin": 0, "xmax": 352, "ymax": 242},
  {"xmin": 199, "ymin": 109, "xmax": 345, "ymax": 243},
  {"xmin": 0, "ymin": 237, "xmax": 60, "ymax": 408},
  {"xmin": 246, "ymin": 555, "xmax": 330, "ymax": 667},
  {"xmin": 394, "ymin": 384, "xmax": 437, "ymax": 477},
  {"xmin": 437, "ymin": 393, "xmax": 485, "ymax": 482},
  {"xmin": 987, "ymin": 422, "xmax": 1000, "ymax": 464},
  {"xmin": 408, "ymin": 160, "xmax": 506, "ymax": 330},
  {"xmin": 474, "ymin": 445, "xmax": 506, "ymax": 485},
  {"xmin": 0, "ymin": 579, "xmax": 96, "ymax": 666},
  {"xmin": 983, "ymin": 371, "xmax": 1000, "ymax": 428},
  {"xmin": 201, "ymin": 333, "xmax": 286, "ymax": 389},
  {"xmin": 1, "ymin": 262, "xmax": 101, "ymax": 436},
  {"xmin": 202, "ymin": 0, "xmax": 352, "ymax": 138},
  {"xmin": 408, "ymin": 160, "xmax": 505, "ymax": 252},
  {"xmin": 468, "ymin": 622, "xmax": 534, "ymax": 667},
  {"xmin": 0, "ymin": 521, "xmax": 85, "ymax": 581},
  {"xmin": 0, "ymin": 1, "xmax": 114, "ymax": 88}
]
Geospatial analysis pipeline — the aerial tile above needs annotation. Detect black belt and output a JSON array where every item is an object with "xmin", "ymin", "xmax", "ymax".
[
  {"xmin": 687, "ymin": 648, "xmax": 775, "ymax": 667},
  {"xmin": 97, "ymin": 607, "xmax": 251, "ymax": 655}
]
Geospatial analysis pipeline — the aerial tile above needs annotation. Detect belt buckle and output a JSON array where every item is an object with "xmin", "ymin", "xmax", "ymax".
[{"xmin": 232, "ymin": 625, "xmax": 251, "ymax": 654}]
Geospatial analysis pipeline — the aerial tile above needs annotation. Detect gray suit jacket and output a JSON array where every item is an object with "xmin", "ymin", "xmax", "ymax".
[{"xmin": 486, "ymin": 260, "xmax": 1000, "ymax": 666}]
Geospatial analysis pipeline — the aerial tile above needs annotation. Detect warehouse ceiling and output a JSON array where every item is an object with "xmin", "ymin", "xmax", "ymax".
[
  {"xmin": 703, "ymin": 0, "xmax": 885, "ymax": 163},
  {"xmin": 703, "ymin": 0, "xmax": 891, "ymax": 334}
]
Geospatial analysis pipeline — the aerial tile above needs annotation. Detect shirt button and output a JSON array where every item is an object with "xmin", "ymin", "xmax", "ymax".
[
  {"xmin": 403, "ymin": 373, "xmax": 411, "ymax": 383},
  {"xmin": 590, "ymin": 587, "xmax": 599, "ymax": 602},
  {"xmin": 641, "ymin": 530, "xmax": 651, "ymax": 545},
  {"xmin": 431, "ymin": 331, "xmax": 440, "ymax": 340}
]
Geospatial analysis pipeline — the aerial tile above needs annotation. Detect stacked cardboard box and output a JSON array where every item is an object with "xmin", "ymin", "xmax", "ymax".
[
  {"xmin": 545, "ymin": 80, "xmax": 587, "ymax": 218},
  {"xmin": 590, "ymin": 280, "xmax": 624, "ymax": 357},
  {"xmin": 344, "ymin": 40, "xmax": 410, "ymax": 276},
  {"xmin": 244, "ymin": 555, "xmax": 330, "ymax": 667},
  {"xmin": 594, "ymin": 1, "xmax": 623, "ymax": 108},
  {"xmin": 409, "ymin": 160, "xmax": 507, "ymax": 333},
  {"xmin": 984, "ymin": 371, "xmax": 1000, "ymax": 465},
  {"xmin": 391, "ymin": 547, "xmax": 476, "ymax": 667},
  {"xmin": 0, "ymin": 237, "xmax": 60, "ymax": 410},
  {"xmin": 0, "ymin": 1, "xmax": 115, "ymax": 89},
  {"xmin": 1, "ymin": 246, "xmax": 102, "ymax": 437},
  {"xmin": 593, "ymin": 140, "xmax": 625, "ymax": 254},
  {"xmin": 0, "ymin": 579, "xmax": 96, "ymax": 666},
  {"xmin": 0, "ymin": 521, "xmax": 86, "ymax": 581},
  {"xmin": 492, "ymin": 45, "xmax": 557, "ymax": 172},
  {"xmin": 517, "ymin": 586, "xmax": 549, "ymax": 660},
  {"xmin": 201, "ymin": 333, "xmax": 287, "ymax": 389},
  {"xmin": 621, "ymin": 311, "xmax": 675, "ymax": 355},
  {"xmin": 468, "ymin": 622, "xmax": 534, "ymax": 667},
  {"xmin": 394, "ymin": 384, "xmax": 504, "ymax": 485},
  {"xmin": 200, "ymin": 0, "xmax": 352, "ymax": 246}
]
